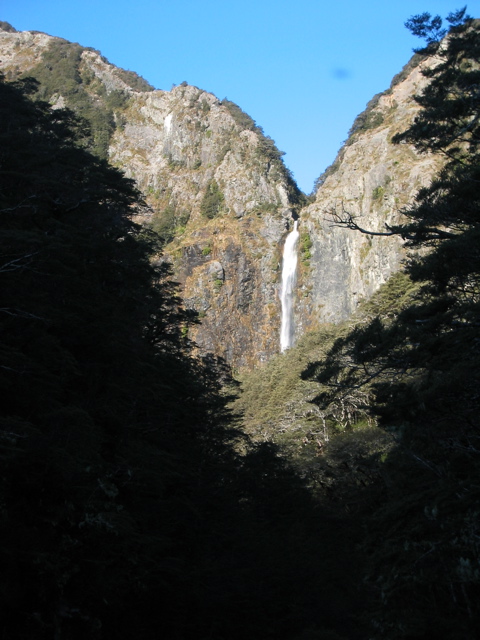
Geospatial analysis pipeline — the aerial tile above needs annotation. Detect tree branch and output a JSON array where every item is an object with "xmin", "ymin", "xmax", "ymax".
[
  {"xmin": 0, "ymin": 252, "xmax": 40, "ymax": 273},
  {"xmin": 325, "ymin": 205, "xmax": 456, "ymax": 242},
  {"xmin": 325, "ymin": 207, "xmax": 400, "ymax": 237}
]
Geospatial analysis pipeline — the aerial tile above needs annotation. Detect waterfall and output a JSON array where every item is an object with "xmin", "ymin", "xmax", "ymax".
[{"xmin": 280, "ymin": 220, "xmax": 300, "ymax": 352}]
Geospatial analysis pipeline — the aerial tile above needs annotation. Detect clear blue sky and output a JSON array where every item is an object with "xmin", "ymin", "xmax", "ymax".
[{"xmin": 2, "ymin": 0, "xmax": 475, "ymax": 193}]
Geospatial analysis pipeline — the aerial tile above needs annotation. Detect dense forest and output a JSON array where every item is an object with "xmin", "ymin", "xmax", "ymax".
[
  {"xmin": 1, "ymin": 8, "xmax": 479, "ymax": 640},
  {"xmin": 306, "ymin": 9, "xmax": 480, "ymax": 637},
  {"xmin": 0, "ymin": 68, "xmax": 364, "ymax": 640}
]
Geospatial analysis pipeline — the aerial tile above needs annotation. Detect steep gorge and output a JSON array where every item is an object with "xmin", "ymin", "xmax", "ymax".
[
  {"xmin": 3, "ymin": 15, "xmax": 479, "ymax": 638},
  {"xmin": 0, "ymin": 23, "xmax": 442, "ymax": 368}
]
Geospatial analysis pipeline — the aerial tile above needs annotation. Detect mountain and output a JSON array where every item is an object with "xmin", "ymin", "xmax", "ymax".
[
  {"xmin": 0, "ymin": 65, "xmax": 367, "ymax": 640},
  {"xmin": 0, "ymin": 23, "xmax": 441, "ymax": 368},
  {"xmin": 294, "ymin": 52, "xmax": 443, "ymax": 336},
  {"xmin": 0, "ymin": 24, "xmax": 305, "ymax": 368},
  {"xmin": 2, "ymin": 15, "xmax": 480, "ymax": 639}
]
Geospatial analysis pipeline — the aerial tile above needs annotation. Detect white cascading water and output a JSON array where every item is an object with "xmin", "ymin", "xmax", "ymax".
[{"xmin": 280, "ymin": 219, "xmax": 300, "ymax": 352}]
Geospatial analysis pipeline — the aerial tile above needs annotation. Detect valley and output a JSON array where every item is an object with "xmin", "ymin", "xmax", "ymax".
[{"xmin": 1, "ymin": 14, "xmax": 479, "ymax": 639}]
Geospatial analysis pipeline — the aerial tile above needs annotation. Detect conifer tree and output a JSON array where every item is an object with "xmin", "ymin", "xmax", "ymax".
[
  {"xmin": 305, "ymin": 11, "xmax": 480, "ymax": 638},
  {"xmin": 0, "ymin": 74, "xmax": 363, "ymax": 640}
]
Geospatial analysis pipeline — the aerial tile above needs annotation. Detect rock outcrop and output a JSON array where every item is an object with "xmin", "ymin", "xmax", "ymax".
[
  {"xmin": 0, "ymin": 24, "xmax": 301, "ymax": 368},
  {"xmin": 294, "ymin": 54, "xmax": 443, "ymax": 339},
  {"xmin": 107, "ymin": 85, "xmax": 302, "ymax": 367},
  {"xmin": 0, "ymin": 24, "xmax": 444, "ymax": 367}
]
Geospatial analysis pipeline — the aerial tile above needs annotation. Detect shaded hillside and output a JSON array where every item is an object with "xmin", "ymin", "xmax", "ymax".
[
  {"xmin": 0, "ymin": 73, "xmax": 367, "ymax": 640},
  {"xmin": 2, "ymin": 9, "xmax": 479, "ymax": 639},
  {"xmin": 236, "ymin": 12, "xmax": 480, "ymax": 638},
  {"xmin": 233, "ymin": 272, "xmax": 416, "ymax": 495},
  {"xmin": 305, "ymin": 14, "xmax": 480, "ymax": 636}
]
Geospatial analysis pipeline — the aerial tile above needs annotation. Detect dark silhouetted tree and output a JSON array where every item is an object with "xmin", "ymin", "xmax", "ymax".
[{"xmin": 305, "ymin": 11, "xmax": 480, "ymax": 639}]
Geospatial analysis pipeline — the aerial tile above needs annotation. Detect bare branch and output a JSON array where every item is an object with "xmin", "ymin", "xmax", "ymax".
[
  {"xmin": 0, "ymin": 196, "xmax": 39, "ymax": 214},
  {"xmin": 325, "ymin": 207, "xmax": 400, "ymax": 237},
  {"xmin": 324, "ymin": 204, "xmax": 456, "ymax": 241},
  {"xmin": 0, "ymin": 307, "xmax": 45, "ymax": 320},
  {"xmin": 0, "ymin": 252, "xmax": 40, "ymax": 273}
]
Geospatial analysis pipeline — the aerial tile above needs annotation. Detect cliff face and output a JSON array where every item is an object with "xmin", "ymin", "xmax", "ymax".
[
  {"xmin": 0, "ymin": 24, "xmax": 443, "ymax": 367},
  {"xmin": 294, "ymin": 54, "xmax": 443, "ymax": 339},
  {"xmin": 108, "ymin": 85, "xmax": 300, "ymax": 367},
  {"xmin": 0, "ymin": 25, "xmax": 300, "ymax": 368}
]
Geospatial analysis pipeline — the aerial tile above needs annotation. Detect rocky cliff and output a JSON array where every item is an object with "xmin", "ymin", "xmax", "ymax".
[
  {"xmin": 0, "ymin": 23, "xmax": 443, "ymax": 367},
  {"xmin": 0, "ymin": 24, "xmax": 303, "ymax": 367},
  {"xmin": 108, "ymin": 87, "xmax": 302, "ymax": 367},
  {"xmin": 294, "ymin": 54, "xmax": 443, "ymax": 338}
]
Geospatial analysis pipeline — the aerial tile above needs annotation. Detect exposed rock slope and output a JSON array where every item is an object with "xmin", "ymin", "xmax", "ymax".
[
  {"xmin": 295, "ymin": 54, "xmax": 443, "ymax": 338},
  {"xmin": 0, "ymin": 24, "xmax": 444, "ymax": 366},
  {"xmin": 0, "ymin": 24, "xmax": 302, "ymax": 367},
  {"xmin": 108, "ymin": 85, "xmax": 302, "ymax": 367}
]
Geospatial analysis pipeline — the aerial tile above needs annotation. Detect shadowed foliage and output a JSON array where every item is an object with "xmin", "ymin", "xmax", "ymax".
[
  {"xmin": 304, "ymin": 11, "xmax": 480, "ymax": 638},
  {"xmin": 0, "ymin": 74, "xmax": 366, "ymax": 640}
]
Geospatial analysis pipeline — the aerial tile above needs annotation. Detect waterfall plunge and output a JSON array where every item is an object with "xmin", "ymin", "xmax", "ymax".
[{"xmin": 280, "ymin": 220, "xmax": 300, "ymax": 352}]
